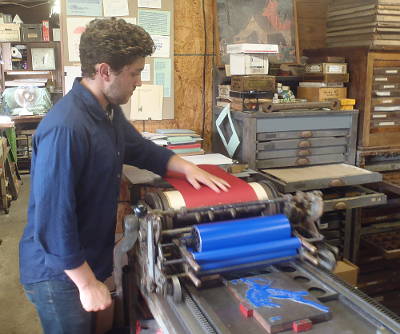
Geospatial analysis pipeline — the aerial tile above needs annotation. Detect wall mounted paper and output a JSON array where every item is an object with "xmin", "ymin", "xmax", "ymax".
[
  {"xmin": 123, "ymin": 17, "xmax": 137, "ymax": 24},
  {"xmin": 138, "ymin": 9, "xmax": 170, "ymax": 36},
  {"xmin": 138, "ymin": 0, "xmax": 161, "ymax": 8},
  {"xmin": 216, "ymin": 104, "xmax": 240, "ymax": 157},
  {"xmin": 66, "ymin": 17, "xmax": 94, "ymax": 62},
  {"xmin": 64, "ymin": 65, "xmax": 82, "ymax": 93},
  {"xmin": 130, "ymin": 85, "xmax": 163, "ymax": 120},
  {"xmin": 151, "ymin": 35, "xmax": 170, "ymax": 58},
  {"xmin": 66, "ymin": 0, "xmax": 102, "ymax": 16},
  {"xmin": 141, "ymin": 64, "xmax": 151, "ymax": 82},
  {"xmin": 103, "ymin": 0, "xmax": 129, "ymax": 16},
  {"xmin": 154, "ymin": 58, "xmax": 171, "ymax": 98}
]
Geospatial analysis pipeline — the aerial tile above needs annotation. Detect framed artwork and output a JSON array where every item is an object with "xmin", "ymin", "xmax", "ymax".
[
  {"xmin": 31, "ymin": 47, "xmax": 56, "ymax": 70},
  {"xmin": 216, "ymin": 0, "xmax": 300, "ymax": 65}
]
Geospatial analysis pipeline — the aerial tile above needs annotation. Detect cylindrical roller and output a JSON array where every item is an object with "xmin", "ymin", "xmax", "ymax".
[
  {"xmin": 192, "ymin": 237, "xmax": 300, "ymax": 263},
  {"xmin": 193, "ymin": 214, "xmax": 290, "ymax": 252},
  {"xmin": 199, "ymin": 249, "xmax": 297, "ymax": 271}
]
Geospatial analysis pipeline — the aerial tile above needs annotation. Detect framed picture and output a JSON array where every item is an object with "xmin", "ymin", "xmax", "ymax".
[
  {"xmin": 216, "ymin": 0, "xmax": 300, "ymax": 65},
  {"xmin": 31, "ymin": 47, "xmax": 56, "ymax": 70}
]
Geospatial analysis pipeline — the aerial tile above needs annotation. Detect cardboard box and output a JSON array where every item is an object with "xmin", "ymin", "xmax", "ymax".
[
  {"xmin": 227, "ymin": 43, "xmax": 279, "ymax": 54},
  {"xmin": 21, "ymin": 24, "xmax": 42, "ymax": 42},
  {"xmin": 297, "ymin": 87, "xmax": 347, "ymax": 102},
  {"xmin": 341, "ymin": 105, "xmax": 354, "ymax": 110},
  {"xmin": 231, "ymin": 75, "xmax": 275, "ymax": 92},
  {"xmin": 218, "ymin": 85, "xmax": 230, "ymax": 99},
  {"xmin": 230, "ymin": 54, "xmax": 269, "ymax": 75},
  {"xmin": 0, "ymin": 23, "xmax": 20, "ymax": 42},
  {"xmin": 340, "ymin": 98, "xmax": 356, "ymax": 106},
  {"xmin": 303, "ymin": 73, "xmax": 350, "ymax": 83},
  {"xmin": 42, "ymin": 20, "xmax": 50, "ymax": 41},
  {"xmin": 305, "ymin": 63, "xmax": 347, "ymax": 74},
  {"xmin": 333, "ymin": 259, "xmax": 359, "ymax": 286}
]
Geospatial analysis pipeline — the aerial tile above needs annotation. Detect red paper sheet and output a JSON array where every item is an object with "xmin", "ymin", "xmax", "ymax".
[{"xmin": 164, "ymin": 164, "xmax": 258, "ymax": 208}]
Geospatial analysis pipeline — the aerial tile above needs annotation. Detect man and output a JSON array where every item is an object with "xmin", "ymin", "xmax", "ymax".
[{"xmin": 19, "ymin": 18, "xmax": 228, "ymax": 334}]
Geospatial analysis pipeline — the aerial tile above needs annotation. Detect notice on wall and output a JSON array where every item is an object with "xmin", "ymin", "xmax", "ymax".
[
  {"xmin": 66, "ymin": 17, "xmax": 94, "ymax": 62},
  {"xmin": 103, "ymin": 0, "xmax": 129, "ymax": 16},
  {"xmin": 131, "ymin": 85, "xmax": 163, "ymax": 120},
  {"xmin": 66, "ymin": 0, "xmax": 102, "ymax": 16},
  {"xmin": 141, "ymin": 64, "xmax": 151, "ymax": 82},
  {"xmin": 138, "ymin": 9, "xmax": 170, "ymax": 36},
  {"xmin": 138, "ymin": 0, "xmax": 162, "ymax": 8},
  {"xmin": 154, "ymin": 58, "xmax": 171, "ymax": 98},
  {"xmin": 123, "ymin": 17, "xmax": 137, "ymax": 24},
  {"xmin": 151, "ymin": 35, "xmax": 170, "ymax": 58},
  {"xmin": 64, "ymin": 65, "xmax": 82, "ymax": 93}
]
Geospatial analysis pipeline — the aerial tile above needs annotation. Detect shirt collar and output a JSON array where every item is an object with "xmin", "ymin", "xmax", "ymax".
[{"xmin": 71, "ymin": 78, "xmax": 120, "ymax": 122}]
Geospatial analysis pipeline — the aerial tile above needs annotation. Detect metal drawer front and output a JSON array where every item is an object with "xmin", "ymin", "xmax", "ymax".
[
  {"xmin": 257, "ymin": 146, "xmax": 346, "ymax": 159},
  {"xmin": 256, "ymin": 114, "xmax": 353, "ymax": 132},
  {"xmin": 256, "ymin": 129, "xmax": 349, "ymax": 141},
  {"xmin": 256, "ymin": 154, "xmax": 345, "ymax": 169},
  {"xmin": 257, "ymin": 137, "xmax": 347, "ymax": 150},
  {"xmin": 323, "ymin": 186, "xmax": 387, "ymax": 212}
]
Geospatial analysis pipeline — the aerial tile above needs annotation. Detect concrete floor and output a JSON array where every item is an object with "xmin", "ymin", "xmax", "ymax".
[{"xmin": 0, "ymin": 175, "xmax": 41, "ymax": 334}]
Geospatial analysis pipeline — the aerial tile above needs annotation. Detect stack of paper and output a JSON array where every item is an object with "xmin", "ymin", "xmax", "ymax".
[
  {"xmin": 326, "ymin": 0, "xmax": 400, "ymax": 48},
  {"xmin": 156, "ymin": 129, "xmax": 204, "ymax": 156}
]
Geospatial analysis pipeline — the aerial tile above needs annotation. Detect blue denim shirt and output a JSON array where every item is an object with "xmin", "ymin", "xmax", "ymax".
[{"xmin": 19, "ymin": 79, "xmax": 174, "ymax": 284}]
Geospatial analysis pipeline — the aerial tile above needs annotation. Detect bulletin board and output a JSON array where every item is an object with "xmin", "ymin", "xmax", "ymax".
[
  {"xmin": 60, "ymin": 0, "xmax": 174, "ymax": 120},
  {"xmin": 216, "ymin": 0, "xmax": 299, "ymax": 65}
]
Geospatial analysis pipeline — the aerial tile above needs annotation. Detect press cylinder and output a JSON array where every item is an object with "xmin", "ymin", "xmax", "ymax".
[{"xmin": 192, "ymin": 214, "xmax": 291, "ymax": 252}]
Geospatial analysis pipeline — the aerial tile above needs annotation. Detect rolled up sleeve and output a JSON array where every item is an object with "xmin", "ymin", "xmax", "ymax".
[
  {"xmin": 31, "ymin": 126, "xmax": 88, "ymax": 272},
  {"xmin": 122, "ymin": 117, "xmax": 174, "ymax": 176}
]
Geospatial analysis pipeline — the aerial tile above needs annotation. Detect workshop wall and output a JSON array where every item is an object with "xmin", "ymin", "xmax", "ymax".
[
  {"xmin": 132, "ymin": 0, "xmax": 215, "ymax": 151},
  {"xmin": 296, "ymin": 0, "xmax": 329, "ymax": 55}
]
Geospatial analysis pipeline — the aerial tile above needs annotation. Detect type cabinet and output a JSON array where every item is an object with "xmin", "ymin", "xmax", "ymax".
[{"xmin": 304, "ymin": 47, "xmax": 400, "ymax": 149}]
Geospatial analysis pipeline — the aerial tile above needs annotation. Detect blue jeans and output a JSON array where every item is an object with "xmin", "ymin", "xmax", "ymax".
[{"xmin": 23, "ymin": 280, "xmax": 94, "ymax": 334}]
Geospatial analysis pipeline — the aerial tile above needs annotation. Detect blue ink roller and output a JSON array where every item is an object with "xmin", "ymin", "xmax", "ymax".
[
  {"xmin": 199, "ymin": 249, "xmax": 297, "ymax": 271},
  {"xmin": 192, "ymin": 214, "xmax": 291, "ymax": 252},
  {"xmin": 192, "ymin": 237, "xmax": 300, "ymax": 263}
]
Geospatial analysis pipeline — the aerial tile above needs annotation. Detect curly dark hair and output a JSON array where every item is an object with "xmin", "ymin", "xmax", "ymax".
[{"xmin": 79, "ymin": 18, "xmax": 155, "ymax": 78}]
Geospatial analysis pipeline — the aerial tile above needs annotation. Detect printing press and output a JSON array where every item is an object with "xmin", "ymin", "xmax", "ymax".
[{"xmin": 115, "ymin": 165, "xmax": 400, "ymax": 334}]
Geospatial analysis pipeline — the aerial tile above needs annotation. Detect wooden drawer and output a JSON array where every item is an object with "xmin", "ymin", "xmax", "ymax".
[
  {"xmin": 257, "ymin": 137, "xmax": 347, "ymax": 151},
  {"xmin": 373, "ymin": 83, "xmax": 400, "ymax": 91},
  {"xmin": 373, "ymin": 76, "xmax": 400, "ymax": 84},
  {"xmin": 371, "ymin": 97, "xmax": 400, "ymax": 107},
  {"xmin": 256, "ymin": 129, "xmax": 348, "ymax": 141},
  {"xmin": 373, "ymin": 67, "xmax": 400, "ymax": 75},
  {"xmin": 256, "ymin": 153, "xmax": 345, "ymax": 169},
  {"xmin": 373, "ymin": 89, "xmax": 400, "ymax": 98},
  {"xmin": 371, "ymin": 120, "xmax": 400, "ymax": 129},
  {"xmin": 322, "ymin": 185, "xmax": 386, "ymax": 212},
  {"xmin": 371, "ymin": 111, "xmax": 400, "ymax": 121},
  {"xmin": 257, "ymin": 146, "xmax": 346, "ymax": 159},
  {"xmin": 261, "ymin": 163, "xmax": 382, "ymax": 192}
]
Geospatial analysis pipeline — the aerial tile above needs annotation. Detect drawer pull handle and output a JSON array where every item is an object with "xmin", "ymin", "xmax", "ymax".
[
  {"xmin": 301, "ymin": 131, "xmax": 313, "ymax": 138},
  {"xmin": 329, "ymin": 178, "xmax": 346, "ymax": 187},
  {"xmin": 334, "ymin": 201, "xmax": 347, "ymax": 210},
  {"xmin": 298, "ymin": 149, "xmax": 311, "ymax": 157},
  {"xmin": 296, "ymin": 158, "xmax": 310, "ymax": 165},
  {"xmin": 298, "ymin": 140, "xmax": 311, "ymax": 148}
]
